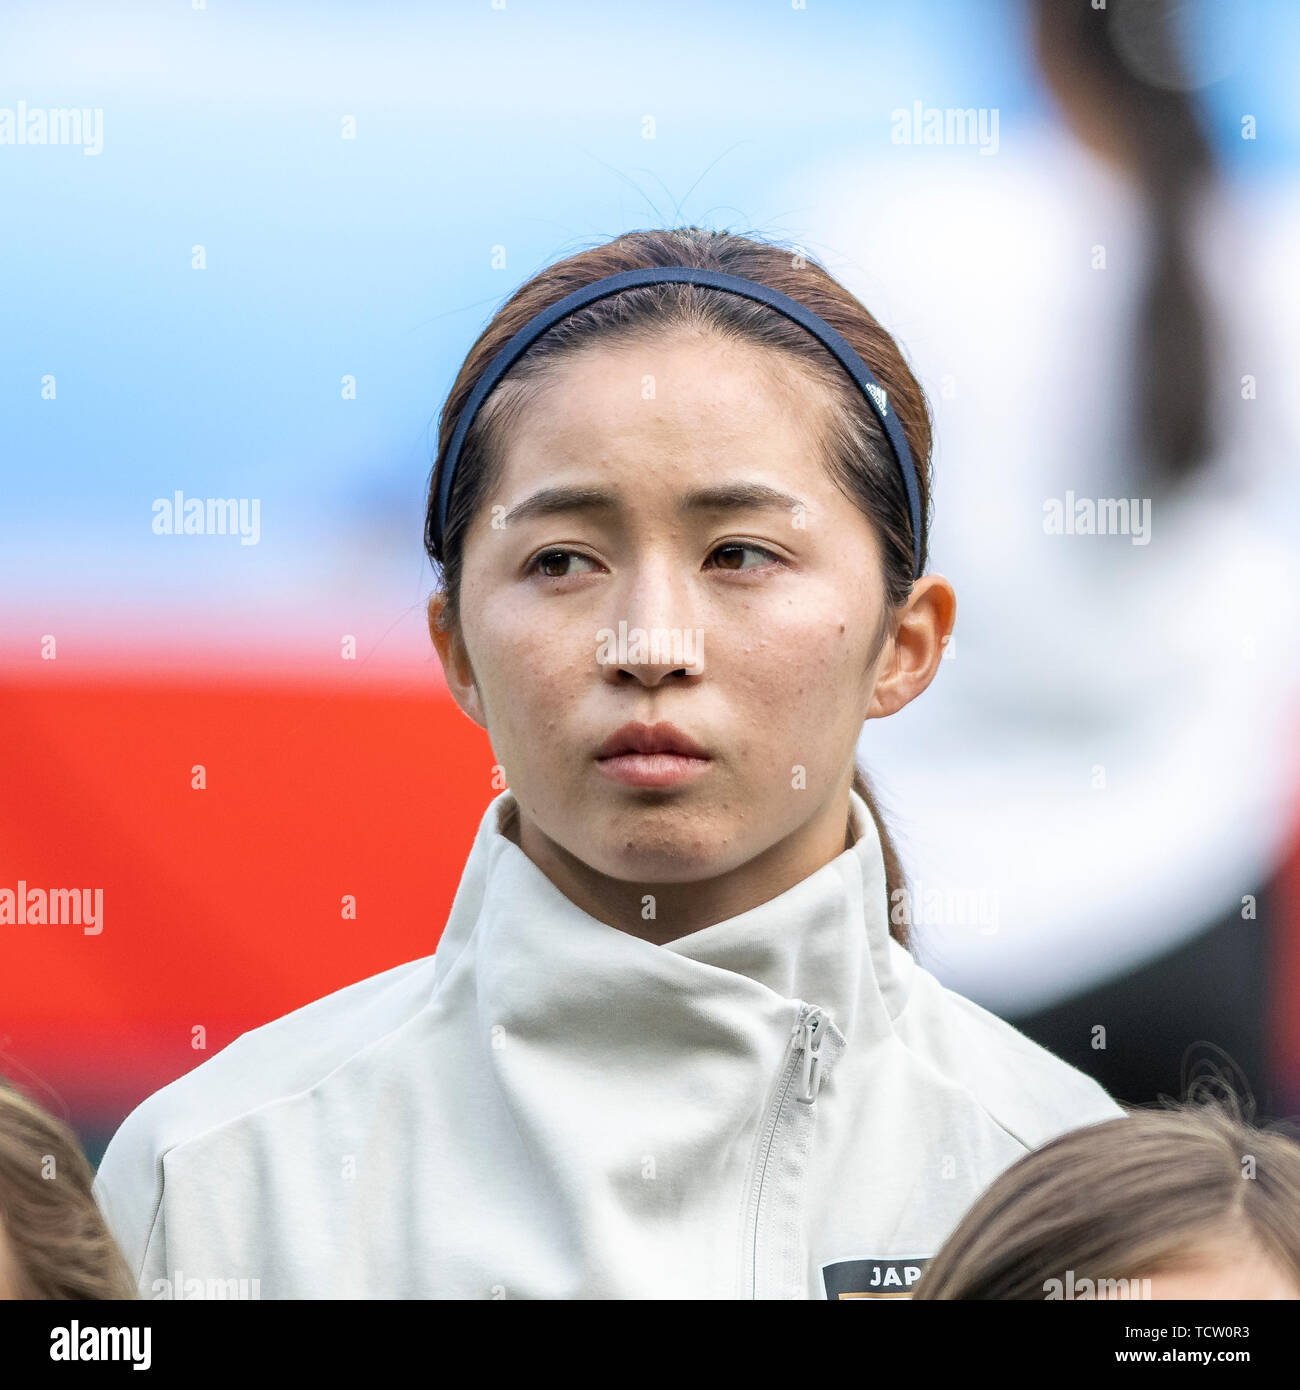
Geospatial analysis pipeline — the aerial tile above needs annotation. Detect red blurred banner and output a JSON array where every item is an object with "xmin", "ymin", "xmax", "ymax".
[{"xmin": 0, "ymin": 670, "xmax": 493, "ymax": 1127}]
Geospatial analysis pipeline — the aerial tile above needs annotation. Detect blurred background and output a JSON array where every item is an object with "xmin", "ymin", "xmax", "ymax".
[{"xmin": 1, "ymin": 0, "xmax": 1298, "ymax": 1167}]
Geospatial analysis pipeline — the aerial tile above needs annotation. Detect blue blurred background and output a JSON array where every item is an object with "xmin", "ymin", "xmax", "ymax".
[
  {"xmin": 4, "ymin": 0, "xmax": 1295, "ymax": 638},
  {"xmin": 3, "ymin": 0, "xmax": 1299, "ymax": 1162}
]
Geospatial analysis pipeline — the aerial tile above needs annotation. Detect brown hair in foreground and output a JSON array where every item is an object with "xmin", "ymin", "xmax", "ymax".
[
  {"xmin": 912, "ymin": 1093, "xmax": 1300, "ymax": 1300},
  {"xmin": 0, "ymin": 1076, "xmax": 137, "ymax": 1299}
]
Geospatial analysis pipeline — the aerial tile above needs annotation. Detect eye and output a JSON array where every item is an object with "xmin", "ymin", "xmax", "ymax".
[
  {"xmin": 706, "ymin": 541, "xmax": 782, "ymax": 572},
  {"xmin": 527, "ymin": 548, "xmax": 601, "ymax": 580}
]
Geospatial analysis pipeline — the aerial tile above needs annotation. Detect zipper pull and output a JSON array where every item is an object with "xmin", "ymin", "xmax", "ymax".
[{"xmin": 796, "ymin": 1007, "xmax": 830, "ymax": 1104}]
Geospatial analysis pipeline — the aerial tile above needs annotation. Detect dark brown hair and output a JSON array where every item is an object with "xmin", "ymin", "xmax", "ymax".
[
  {"xmin": 912, "ymin": 1095, "xmax": 1300, "ymax": 1300},
  {"xmin": 0, "ymin": 1076, "xmax": 137, "ymax": 1299},
  {"xmin": 1032, "ymin": 0, "xmax": 1217, "ymax": 489},
  {"xmin": 423, "ymin": 227, "xmax": 935, "ymax": 948}
]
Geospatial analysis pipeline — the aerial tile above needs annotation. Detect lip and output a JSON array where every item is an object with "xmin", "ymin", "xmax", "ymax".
[
  {"xmin": 594, "ymin": 721, "xmax": 713, "ymax": 789},
  {"xmin": 595, "ymin": 721, "xmax": 710, "ymax": 759}
]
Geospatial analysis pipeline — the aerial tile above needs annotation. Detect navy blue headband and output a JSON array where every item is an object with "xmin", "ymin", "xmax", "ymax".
[{"xmin": 430, "ymin": 265, "xmax": 922, "ymax": 579}]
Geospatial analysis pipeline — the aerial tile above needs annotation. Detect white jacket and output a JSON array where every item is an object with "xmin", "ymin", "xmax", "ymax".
[{"xmin": 93, "ymin": 788, "xmax": 1124, "ymax": 1299}]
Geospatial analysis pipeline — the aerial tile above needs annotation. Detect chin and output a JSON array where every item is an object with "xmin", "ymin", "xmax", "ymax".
[{"xmin": 585, "ymin": 807, "xmax": 743, "ymax": 880}]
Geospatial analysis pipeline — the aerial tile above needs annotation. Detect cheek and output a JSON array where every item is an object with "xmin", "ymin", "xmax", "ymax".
[
  {"xmin": 471, "ymin": 599, "xmax": 588, "ymax": 739},
  {"xmin": 724, "ymin": 607, "xmax": 867, "ymax": 714}
]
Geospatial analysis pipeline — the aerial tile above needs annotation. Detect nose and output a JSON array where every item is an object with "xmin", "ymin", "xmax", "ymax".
[{"xmin": 596, "ymin": 561, "xmax": 705, "ymax": 686}]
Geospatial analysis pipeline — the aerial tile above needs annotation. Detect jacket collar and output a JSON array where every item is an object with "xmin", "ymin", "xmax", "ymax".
[{"xmin": 431, "ymin": 788, "xmax": 913, "ymax": 1052}]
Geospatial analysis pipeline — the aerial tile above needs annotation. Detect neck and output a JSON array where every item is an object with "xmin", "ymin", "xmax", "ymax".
[{"xmin": 511, "ymin": 788, "xmax": 858, "ymax": 946}]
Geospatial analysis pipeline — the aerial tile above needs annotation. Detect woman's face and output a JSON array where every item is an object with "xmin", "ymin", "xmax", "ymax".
[{"xmin": 432, "ymin": 330, "xmax": 944, "ymax": 916}]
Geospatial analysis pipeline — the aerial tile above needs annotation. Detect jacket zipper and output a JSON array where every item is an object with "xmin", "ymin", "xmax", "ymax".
[
  {"xmin": 745, "ymin": 1004, "xmax": 831, "ymax": 1297},
  {"xmin": 795, "ymin": 1007, "xmax": 830, "ymax": 1105}
]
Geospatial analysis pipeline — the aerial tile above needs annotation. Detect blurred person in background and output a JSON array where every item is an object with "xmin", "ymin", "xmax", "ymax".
[
  {"xmin": 795, "ymin": 0, "xmax": 1300, "ymax": 1113},
  {"xmin": 913, "ymin": 1089, "xmax": 1300, "ymax": 1300},
  {"xmin": 0, "ymin": 1076, "xmax": 136, "ymax": 1299}
]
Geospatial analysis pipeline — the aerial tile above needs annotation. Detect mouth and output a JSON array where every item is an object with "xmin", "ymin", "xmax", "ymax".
[{"xmin": 594, "ymin": 721, "xmax": 713, "ymax": 789}]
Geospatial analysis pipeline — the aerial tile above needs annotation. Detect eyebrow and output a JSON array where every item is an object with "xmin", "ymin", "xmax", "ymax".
[{"xmin": 502, "ymin": 482, "xmax": 807, "ymax": 528}]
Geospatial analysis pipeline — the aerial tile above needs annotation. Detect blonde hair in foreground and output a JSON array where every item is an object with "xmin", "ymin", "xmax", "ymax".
[
  {"xmin": 0, "ymin": 1076, "xmax": 137, "ymax": 1299},
  {"xmin": 912, "ymin": 1091, "xmax": 1300, "ymax": 1300}
]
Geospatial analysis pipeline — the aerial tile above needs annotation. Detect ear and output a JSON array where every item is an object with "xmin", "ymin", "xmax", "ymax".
[
  {"xmin": 865, "ymin": 574, "xmax": 957, "ymax": 721},
  {"xmin": 427, "ymin": 592, "xmax": 488, "ymax": 731}
]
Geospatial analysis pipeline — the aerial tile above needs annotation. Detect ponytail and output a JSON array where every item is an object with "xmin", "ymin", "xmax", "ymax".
[
  {"xmin": 1030, "ymin": 0, "xmax": 1217, "ymax": 489},
  {"xmin": 851, "ymin": 764, "xmax": 909, "ymax": 951}
]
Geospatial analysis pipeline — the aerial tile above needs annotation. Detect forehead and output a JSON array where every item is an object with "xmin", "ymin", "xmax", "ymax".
[{"xmin": 499, "ymin": 331, "xmax": 833, "ymax": 467}]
